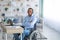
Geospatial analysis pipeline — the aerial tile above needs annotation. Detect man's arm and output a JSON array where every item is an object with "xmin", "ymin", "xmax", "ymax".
[
  {"xmin": 30, "ymin": 17, "xmax": 37, "ymax": 28},
  {"xmin": 22, "ymin": 17, "xmax": 31, "ymax": 28}
]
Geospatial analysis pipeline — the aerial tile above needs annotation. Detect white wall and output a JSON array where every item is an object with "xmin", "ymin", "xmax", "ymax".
[
  {"xmin": 43, "ymin": 0, "xmax": 60, "ymax": 33},
  {"xmin": 0, "ymin": 0, "xmax": 40, "ymax": 17}
]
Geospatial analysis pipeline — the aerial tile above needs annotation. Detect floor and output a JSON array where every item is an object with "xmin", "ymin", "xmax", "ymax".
[
  {"xmin": 0, "ymin": 25, "xmax": 60, "ymax": 40},
  {"xmin": 42, "ymin": 25, "xmax": 60, "ymax": 40}
]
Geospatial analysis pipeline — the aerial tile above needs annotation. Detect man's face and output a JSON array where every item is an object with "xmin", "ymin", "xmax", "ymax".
[{"xmin": 28, "ymin": 9, "xmax": 33, "ymax": 16}]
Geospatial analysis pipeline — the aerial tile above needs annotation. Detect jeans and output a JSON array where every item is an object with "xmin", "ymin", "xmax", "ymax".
[
  {"xmin": 13, "ymin": 28, "xmax": 34, "ymax": 40},
  {"xmin": 14, "ymin": 33, "xmax": 20, "ymax": 40}
]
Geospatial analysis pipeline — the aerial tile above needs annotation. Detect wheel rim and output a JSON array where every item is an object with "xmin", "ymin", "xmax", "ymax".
[{"xmin": 30, "ymin": 30, "xmax": 41, "ymax": 40}]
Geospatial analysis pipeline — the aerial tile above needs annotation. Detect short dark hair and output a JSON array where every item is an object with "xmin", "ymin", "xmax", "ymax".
[{"xmin": 28, "ymin": 8, "xmax": 33, "ymax": 13}]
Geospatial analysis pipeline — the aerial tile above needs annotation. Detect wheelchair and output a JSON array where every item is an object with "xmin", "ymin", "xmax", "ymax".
[
  {"xmin": 26, "ymin": 19, "xmax": 42, "ymax": 40},
  {"xmin": 26, "ymin": 23, "xmax": 41, "ymax": 40}
]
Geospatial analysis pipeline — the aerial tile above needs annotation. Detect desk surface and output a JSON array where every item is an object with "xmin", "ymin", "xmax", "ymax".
[{"xmin": 1, "ymin": 25, "xmax": 24, "ymax": 34}]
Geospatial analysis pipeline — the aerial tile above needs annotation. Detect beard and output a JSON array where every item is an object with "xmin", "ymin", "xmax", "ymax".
[{"xmin": 28, "ymin": 14, "xmax": 32, "ymax": 17}]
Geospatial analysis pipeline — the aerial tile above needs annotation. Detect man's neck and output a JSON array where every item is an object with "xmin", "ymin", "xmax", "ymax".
[
  {"xmin": 28, "ymin": 15, "xmax": 31, "ymax": 17},
  {"xmin": 28, "ymin": 14, "xmax": 33, "ymax": 17}
]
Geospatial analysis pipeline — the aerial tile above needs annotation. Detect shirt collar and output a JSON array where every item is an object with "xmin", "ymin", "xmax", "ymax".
[{"xmin": 28, "ymin": 14, "xmax": 34, "ymax": 17}]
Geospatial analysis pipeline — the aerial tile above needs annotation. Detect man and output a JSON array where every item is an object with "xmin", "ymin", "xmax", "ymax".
[{"xmin": 14, "ymin": 8, "xmax": 37, "ymax": 40}]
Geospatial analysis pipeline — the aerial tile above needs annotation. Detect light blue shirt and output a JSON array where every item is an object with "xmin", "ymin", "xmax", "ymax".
[{"xmin": 22, "ymin": 14, "xmax": 37, "ymax": 29}]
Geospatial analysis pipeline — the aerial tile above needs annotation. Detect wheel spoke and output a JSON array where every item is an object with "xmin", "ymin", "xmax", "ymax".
[{"xmin": 30, "ymin": 30, "xmax": 41, "ymax": 40}]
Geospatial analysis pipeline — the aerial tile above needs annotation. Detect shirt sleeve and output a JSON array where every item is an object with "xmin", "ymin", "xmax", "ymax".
[
  {"xmin": 22, "ymin": 17, "xmax": 26, "ymax": 26},
  {"xmin": 22, "ymin": 16, "xmax": 37, "ymax": 29},
  {"xmin": 22, "ymin": 17, "xmax": 31, "ymax": 27},
  {"xmin": 30, "ymin": 16, "xmax": 37, "ymax": 28}
]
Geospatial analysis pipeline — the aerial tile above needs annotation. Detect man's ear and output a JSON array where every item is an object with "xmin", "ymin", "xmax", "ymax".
[
  {"xmin": 32, "ymin": 9, "xmax": 33, "ymax": 13},
  {"xmin": 32, "ymin": 10, "xmax": 33, "ymax": 14},
  {"xmin": 27, "ymin": 11, "xmax": 28, "ymax": 13}
]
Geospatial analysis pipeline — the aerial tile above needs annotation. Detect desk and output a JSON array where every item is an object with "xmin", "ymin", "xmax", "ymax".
[{"xmin": 1, "ymin": 25, "xmax": 24, "ymax": 40}]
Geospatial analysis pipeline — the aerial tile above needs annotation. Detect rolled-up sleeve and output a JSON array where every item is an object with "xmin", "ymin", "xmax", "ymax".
[
  {"xmin": 22, "ymin": 17, "xmax": 31, "ymax": 27},
  {"xmin": 30, "ymin": 17, "xmax": 37, "ymax": 28}
]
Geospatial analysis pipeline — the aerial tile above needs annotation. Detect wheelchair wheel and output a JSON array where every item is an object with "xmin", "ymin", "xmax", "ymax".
[{"xmin": 29, "ymin": 30, "xmax": 41, "ymax": 40}]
